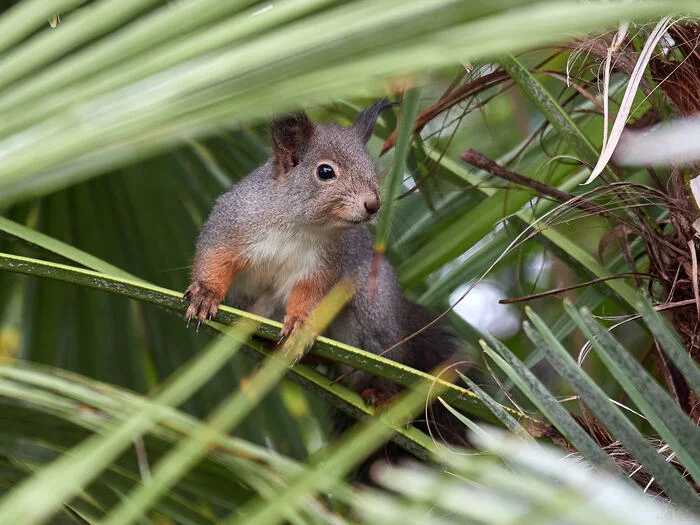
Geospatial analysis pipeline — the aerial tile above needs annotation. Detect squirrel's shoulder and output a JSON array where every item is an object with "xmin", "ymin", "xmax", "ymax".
[
  {"xmin": 217, "ymin": 162, "xmax": 273, "ymax": 202},
  {"xmin": 197, "ymin": 163, "xmax": 275, "ymax": 249},
  {"xmin": 210, "ymin": 163, "xmax": 279, "ymax": 220}
]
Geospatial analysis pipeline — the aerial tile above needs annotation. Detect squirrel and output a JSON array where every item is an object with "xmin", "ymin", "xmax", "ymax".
[{"xmin": 184, "ymin": 100, "xmax": 466, "ymax": 440}]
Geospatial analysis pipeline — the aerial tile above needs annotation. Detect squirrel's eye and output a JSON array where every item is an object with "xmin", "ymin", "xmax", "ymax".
[{"xmin": 317, "ymin": 164, "xmax": 336, "ymax": 181}]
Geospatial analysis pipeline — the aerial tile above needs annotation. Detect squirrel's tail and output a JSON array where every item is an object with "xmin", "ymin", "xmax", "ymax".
[
  {"xmin": 331, "ymin": 300, "xmax": 471, "ymax": 483},
  {"xmin": 399, "ymin": 300, "xmax": 471, "ymax": 446}
]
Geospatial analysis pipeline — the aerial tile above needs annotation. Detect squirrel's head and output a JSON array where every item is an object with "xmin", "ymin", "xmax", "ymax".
[{"xmin": 270, "ymin": 99, "xmax": 394, "ymax": 229}]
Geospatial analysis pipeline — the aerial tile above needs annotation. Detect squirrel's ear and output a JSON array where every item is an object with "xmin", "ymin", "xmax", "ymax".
[
  {"xmin": 270, "ymin": 112, "xmax": 314, "ymax": 177},
  {"xmin": 353, "ymin": 98, "xmax": 397, "ymax": 144}
]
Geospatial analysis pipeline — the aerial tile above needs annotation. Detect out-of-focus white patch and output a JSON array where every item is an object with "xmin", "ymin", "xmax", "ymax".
[
  {"xmin": 525, "ymin": 250, "xmax": 552, "ymax": 284},
  {"xmin": 615, "ymin": 116, "xmax": 700, "ymax": 166},
  {"xmin": 451, "ymin": 282, "xmax": 520, "ymax": 338}
]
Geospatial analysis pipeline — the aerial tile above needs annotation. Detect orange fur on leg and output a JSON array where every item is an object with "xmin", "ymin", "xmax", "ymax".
[
  {"xmin": 184, "ymin": 247, "xmax": 248, "ymax": 326},
  {"xmin": 280, "ymin": 268, "xmax": 336, "ymax": 337}
]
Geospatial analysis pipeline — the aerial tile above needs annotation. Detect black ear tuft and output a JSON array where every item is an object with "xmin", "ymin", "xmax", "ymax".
[
  {"xmin": 353, "ymin": 98, "xmax": 397, "ymax": 144},
  {"xmin": 271, "ymin": 112, "xmax": 314, "ymax": 177}
]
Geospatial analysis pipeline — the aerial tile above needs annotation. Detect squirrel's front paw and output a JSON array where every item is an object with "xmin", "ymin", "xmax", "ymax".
[
  {"xmin": 279, "ymin": 315, "xmax": 303, "ymax": 339},
  {"xmin": 183, "ymin": 282, "xmax": 221, "ymax": 328},
  {"xmin": 278, "ymin": 315, "xmax": 316, "ymax": 351},
  {"xmin": 361, "ymin": 388, "xmax": 396, "ymax": 409}
]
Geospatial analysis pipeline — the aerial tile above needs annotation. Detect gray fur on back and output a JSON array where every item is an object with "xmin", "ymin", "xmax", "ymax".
[{"xmin": 332, "ymin": 226, "xmax": 463, "ymax": 392}]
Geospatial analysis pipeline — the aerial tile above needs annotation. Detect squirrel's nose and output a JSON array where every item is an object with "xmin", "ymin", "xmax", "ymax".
[{"xmin": 364, "ymin": 196, "xmax": 381, "ymax": 215}]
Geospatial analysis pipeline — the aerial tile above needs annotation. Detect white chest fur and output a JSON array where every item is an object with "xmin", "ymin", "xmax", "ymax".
[{"xmin": 234, "ymin": 228, "xmax": 328, "ymax": 303}]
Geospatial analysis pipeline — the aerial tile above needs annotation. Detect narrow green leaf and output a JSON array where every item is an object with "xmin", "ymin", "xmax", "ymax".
[
  {"xmin": 458, "ymin": 372, "xmax": 532, "ymax": 440},
  {"xmin": 242, "ymin": 337, "xmax": 440, "ymax": 461},
  {"xmin": 466, "ymin": 429, "xmax": 697, "ymax": 525},
  {"xmin": 437, "ymin": 396, "xmax": 491, "ymax": 442},
  {"xmin": 565, "ymin": 302, "xmax": 700, "ymax": 483},
  {"xmin": 637, "ymin": 296, "xmax": 700, "ymax": 395},
  {"xmin": 0, "ymin": 429, "xmax": 219, "ymax": 525},
  {"xmin": 499, "ymin": 242, "xmax": 647, "ymax": 399},
  {"xmin": 0, "ymin": 251, "xmax": 522, "ymax": 424},
  {"xmin": 0, "ymin": 0, "xmax": 88, "ymax": 55},
  {"xmin": 102, "ymin": 323, "xmax": 306, "ymax": 525},
  {"xmin": 480, "ymin": 338, "xmax": 619, "ymax": 474},
  {"xmin": 399, "ymin": 190, "xmax": 522, "ymax": 287},
  {"xmin": 0, "ymin": 0, "xmax": 332, "ymax": 131},
  {"xmin": 0, "ymin": 215, "xmax": 137, "ymax": 280},
  {"xmin": 0, "ymin": 0, "xmax": 164, "ymax": 91},
  {"xmin": 401, "ymin": 110, "xmax": 640, "ymax": 308},
  {"xmin": 417, "ymin": 227, "xmax": 510, "ymax": 308},
  {"xmin": 401, "ymin": 151, "xmax": 640, "ymax": 310},
  {"xmin": 497, "ymin": 54, "xmax": 617, "ymax": 181},
  {"xmin": 375, "ymin": 87, "xmax": 421, "ymax": 252},
  {"xmin": 0, "ymin": 321, "xmax": 257, "ymax": 524},
  {"xmin": 232, "ymin": 375, "xmax": 444, "ymax": 525},
  {"xmin": 525, "ymin": 307, "xmax": 700, "ymax": 511},
  {"xmin": 0, "ymin": 360, "xmax": 358, "ymax": 507}
]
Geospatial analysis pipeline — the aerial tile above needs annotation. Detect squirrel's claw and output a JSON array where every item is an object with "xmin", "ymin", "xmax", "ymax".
[
  {"xmin": 183, "ymin": 282, "xmax": 220, "ymax": 330},
  {"xmin": 279, "ymin": 315, "xmax": 307, "ymax": 340},
  {"xmin": 277, "ymin": 316, "xmax": 317, "ymax": 363}
]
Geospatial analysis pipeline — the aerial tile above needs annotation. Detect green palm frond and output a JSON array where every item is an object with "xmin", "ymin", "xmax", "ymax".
[{"xmin": 2, "ymin": 1, "xmax": 700, "ymax": 523}]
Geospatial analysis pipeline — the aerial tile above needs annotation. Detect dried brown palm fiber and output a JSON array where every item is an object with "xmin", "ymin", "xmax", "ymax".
[
  {"xmin": 642, "ymin": 21, "xmax": 700, "ymax": 404},
  {"xmin": 523, "ymin": 407, "xmax": 694, "ymax": 498},
  {"xmin": 569, "ymin": 438, "xmax": 696, "ymax": 499},
  {"xmin": 381, "ymin": 50, "xmax": 570, "ymax": 153},
  {"xmin": 463, "ymin": 141, "xmax": 699, "ymax": 415},
  {"xmin": 650, "ymin": 23, "xmax": 700, "ymax": 116},
  {"xmin": 601, "ymin": 21, "xmax": 700, "ymax": 417},
  {"xmin": 566, "ymin": 406, "xmax": 699, "ymax": 499},
  {"xmin": 562, "ymin": 34, "xmax": 651, "ymax": 95},
  {"xmin": 381, "ymin": 69, "xmax": 511, "ymax": 154}
]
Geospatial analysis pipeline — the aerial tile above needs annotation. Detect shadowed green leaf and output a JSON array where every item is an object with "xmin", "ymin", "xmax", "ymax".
[
  {"xmin": 637, "ymin": 297, "xmax": 700, "ymax": 395},
  {"xmin": 375, "ymin": 87, "xmax": 421, "ymax": 252},
  {"xmin": 0, "ymin": 251, "xmax": 521, "ymax": 425},
  {"xmin": 565, "ymin": 302, "xmax": 700, "ymax": 483},
  {"xmin": 458, "ymin": 372, "xmax": 532, "ymax": 440},
  {"xmin": 480, "ymin": 337, "xmax": 619, "ymax": 474},
  {"xmin": 525, "ymin": 307, "xmax": 700, "ymax": 511},
  {"xmin": 0, "ymin": 321, "xmax": 257, "ymax": 524}
]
